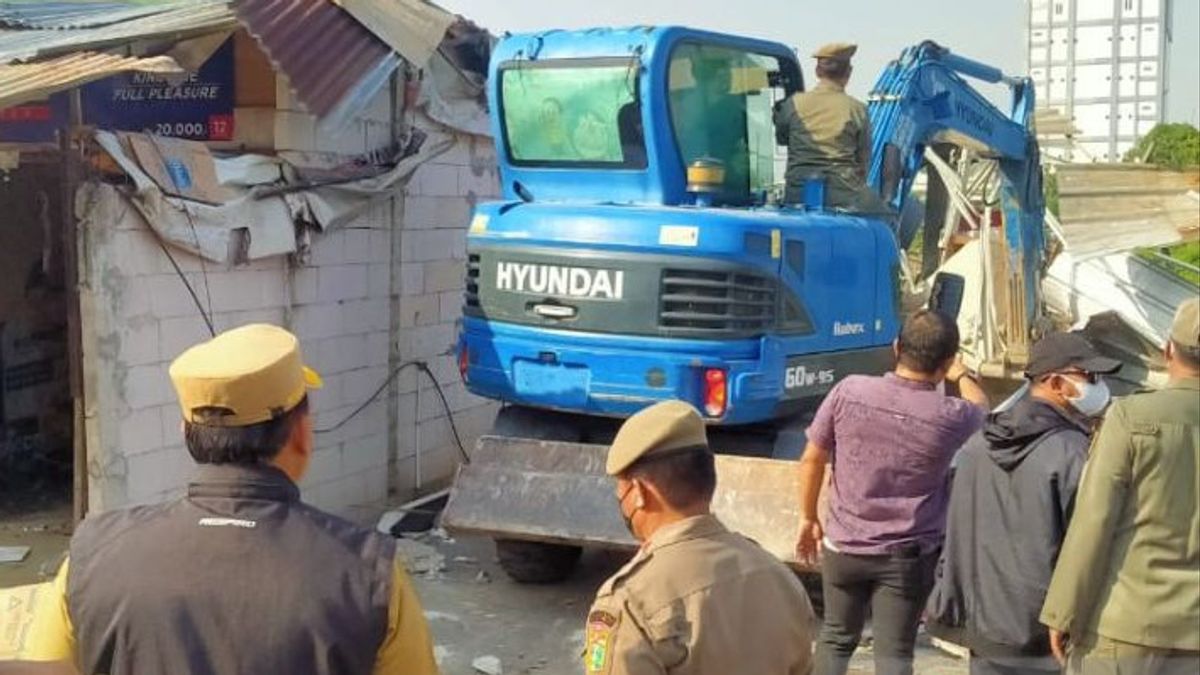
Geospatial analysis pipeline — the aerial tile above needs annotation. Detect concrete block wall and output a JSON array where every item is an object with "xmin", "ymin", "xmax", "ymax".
[
  {"xmin": 78, "ymin": 82, "xmax": 500, "ymax": 517},
  {"xmin": 78, "ymin": 183, "xmax": 291, "ymax": 510},
  {"xmin": 391, "ymin": 119, "xmax": 500, "ymax": 501}
]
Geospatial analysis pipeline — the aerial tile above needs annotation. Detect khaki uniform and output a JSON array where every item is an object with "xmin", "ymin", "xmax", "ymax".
[
  {"xmin": 584, "ymin": 514, "xmax": 815, "ymax": 674},
  {"xmin": 774, "ymin": 81, "xmax": 889, "ymax": 215},
  {"xmin": 1040, "ymin": 378, "xmax": 1200, "ymax": 673}
]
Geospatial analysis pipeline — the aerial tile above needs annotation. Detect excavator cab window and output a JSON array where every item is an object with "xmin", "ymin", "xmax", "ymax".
[
  {"xmin": 667, "ymin": 43, "xmax": 787, "ymax": 206},
  {"xmin": 498, "ymin": 59, "xmax": 646, "ymax": 169}
]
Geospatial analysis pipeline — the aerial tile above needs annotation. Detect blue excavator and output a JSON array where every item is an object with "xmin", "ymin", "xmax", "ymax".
[{"xmin": 442, "ymin": 28, "xmax": 1046, "ymax": 582}]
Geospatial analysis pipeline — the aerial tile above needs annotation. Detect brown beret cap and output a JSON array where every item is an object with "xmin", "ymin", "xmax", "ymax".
[
  {"xmin": 606, "ymin": 401, "xmax": 708, "ymax": 476},
  {"xmin": 812, "ymin": 42, "xmax": 857, "ymax": 62}
]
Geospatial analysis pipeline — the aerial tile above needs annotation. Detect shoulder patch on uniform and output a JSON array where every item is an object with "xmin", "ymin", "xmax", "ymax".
[
  {"xmin": 1129, "ymin": 422, "xmax": 1160, "ymax": 436},
  {"xmin": 585, "ymin": 609, "xmax": 620, "ymax": 673}
]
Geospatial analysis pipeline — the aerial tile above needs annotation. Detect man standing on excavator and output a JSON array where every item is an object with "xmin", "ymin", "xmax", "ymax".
[{"xmin": 774, "ymin": 42, "xmax": 890, "ymax": 216}]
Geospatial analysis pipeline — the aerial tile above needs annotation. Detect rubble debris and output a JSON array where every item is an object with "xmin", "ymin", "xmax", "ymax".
[
  {"xmin": 424, "ymin": 611, "xmax": 465, "ymax": 628},
  {"xmin": 474, "ymin": 570, "xmax": 492, "ymax": 584},
  {"xmin": 0, "ymin": 546, "xmax": 31, "ymax": 564},
  {"xmin": 378, "ymin": 489, "xmax": 450, "ymax": 536},
  {"xmin": 395, "ymin": 537, "xmax": 446, "ymax": 576},
  {"xmin": 931, "ymin": 637, "xmax": 969, "ymax": 659},
  {"xmin": 428, "ymin": 527, "xmax": 456, "ymax": 544},
  {"xmin": 472, "ymin": 655, "xmax": 503, "ymax": 675}
]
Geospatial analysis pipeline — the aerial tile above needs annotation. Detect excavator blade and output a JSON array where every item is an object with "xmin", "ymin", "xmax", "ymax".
[{"xmin": 441, "ymin": 435, "xmax": 814, "ymax": 570}]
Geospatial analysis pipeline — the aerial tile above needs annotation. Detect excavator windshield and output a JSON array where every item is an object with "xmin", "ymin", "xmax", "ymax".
[
  {"xmin": 667, "ymin": 44, "xmax": 786, "ymax": 204},
  {"xmin": 499, "ymin": 59, "xmax": 646, "ymax": 169}
]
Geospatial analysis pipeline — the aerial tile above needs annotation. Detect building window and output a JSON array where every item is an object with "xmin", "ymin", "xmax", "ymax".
[
  {"xmin": 1124, "ymin": 0, "xmax": 1134, "ymax": 11},
  {"xmin": 1054, "ymin": 2, "xmax": 1064, "ymax": 15}
]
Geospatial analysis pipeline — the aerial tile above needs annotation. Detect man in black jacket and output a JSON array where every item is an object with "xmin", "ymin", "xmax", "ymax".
[
  {"xmin": 926, "ymin": 332, "xmax": 1121, "ymax": 675},
  {"xmin": 25, "ymin": 324, "xmax": 438, "ymax": 675}
]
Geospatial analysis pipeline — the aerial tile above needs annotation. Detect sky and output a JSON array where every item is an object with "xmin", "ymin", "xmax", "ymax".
[{"xmin": 443, "ymin": 0, "xmax": 1200, "ymax": 125}]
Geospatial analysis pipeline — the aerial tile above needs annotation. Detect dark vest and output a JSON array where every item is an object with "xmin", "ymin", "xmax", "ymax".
[{"xmin": 68, "ymin": 464, "xmax": 395, "ymax": 675}]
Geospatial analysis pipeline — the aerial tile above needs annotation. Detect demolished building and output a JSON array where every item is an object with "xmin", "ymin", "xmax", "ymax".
[{"xmin": 0, "ymin": 0, "xmax": 499, "ymax": 522}]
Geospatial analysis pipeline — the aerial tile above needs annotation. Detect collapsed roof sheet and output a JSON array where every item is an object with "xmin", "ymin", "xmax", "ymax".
[
  {"xmin": 331, "ymin": 0, "xmax": 453, "ymax": 69},
  {"xmin": 1055, "ymin": 163, "xmax": 1200, "ymax": 256},
  {"xmin": 0, "ymin": 50, "xmax": 181, "ymax": 109},
  {"xmin": 234, "ymin": 0, "xmax": 396, "ymax": 119}
]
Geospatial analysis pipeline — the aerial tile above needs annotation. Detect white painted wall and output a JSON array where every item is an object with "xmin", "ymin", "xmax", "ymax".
[
  {"xmin": 78, "ymin": 76, "xmax": 500, "ymax": 518},
  {"xmin": 1027, "ymin": 0, "xmax": 1168, "ymax": 162}
]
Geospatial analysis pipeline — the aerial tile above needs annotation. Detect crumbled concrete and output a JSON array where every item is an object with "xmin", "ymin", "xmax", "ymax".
[
  {"xmin": 471, "ymin": 655, "xmax": 502, "ymax": 675},
  {"xmin": 395, "ymin": 536, "xmax": 447, "ymax": 576}
]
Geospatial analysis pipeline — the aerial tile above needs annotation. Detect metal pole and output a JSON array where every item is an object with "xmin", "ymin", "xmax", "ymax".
[
  {"xmin": 981, "ymin": 205, "xmax": 995, "ymax": 364},
  {"xmin": 413, "ymin": 378, "xmax": 422, "ymax": 495},
  {"xmin": 386, "ymin": 69, "xmax": 403, "ymax": 498},
  {"xmin": 63, "ymin": 89, "xmax": 87, "ymax": 522}
]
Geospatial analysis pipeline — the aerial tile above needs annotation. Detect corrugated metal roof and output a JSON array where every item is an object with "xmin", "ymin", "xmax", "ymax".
[
  {"xmin": 0, "ymin": 1, "xmax": 237, "ymax": 63},
  {"xmin": 0, "ymin": 50, "xmax": 181, "ymax": 108},
  {"xmin": 0, "ymin": 2, "xmax": 163, "ymax": 30},
  {"xmin": 332, "ymin": 0, "xmax": 453, "ymax": 68},
  {"xmin": 1056, "ymin": 163, "xmax": 1200, "ymax": 255},
  {"xmin": 235, "ymin": 0, "xmax": 394, "ymax": 118}
]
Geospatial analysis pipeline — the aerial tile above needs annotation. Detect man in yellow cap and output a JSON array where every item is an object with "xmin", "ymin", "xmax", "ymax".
[
  {"xmin": 1041, "ymin": 298, "xmax": 1200, "ymax": 675},
  {"xmin": 583, "ymin": 400, "xmax": 815, "ymax": 674},
  {"xmin": 24, "ymin": 324, "xmax": 438, "ymax": 675},
  {"xmin": 774, "ymin": 42, "xmax": 890, "ymax": 215}
]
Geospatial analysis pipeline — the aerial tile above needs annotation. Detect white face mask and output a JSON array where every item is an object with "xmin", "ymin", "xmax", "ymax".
[{"xmin": 1065, "ymin": 376, "xmax": 1111, "ymax": 417}]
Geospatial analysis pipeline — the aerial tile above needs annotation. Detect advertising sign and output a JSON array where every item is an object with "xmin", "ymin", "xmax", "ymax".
[{"xmin": 80, "ymin": 37, "xmax": 236, "ymax": 141}]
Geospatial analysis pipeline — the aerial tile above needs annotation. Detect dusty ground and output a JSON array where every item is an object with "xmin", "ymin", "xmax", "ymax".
[
  {"xmin": 0, "ymin": 504, "xmax": 969, "ymax": 675},
  {"xmin": 0, "ymin": 504, "xmax": 71, "ymax": 588},
  {"xmin": 406, "ymin": 531, "xmax": 969, "ymax": 675}
]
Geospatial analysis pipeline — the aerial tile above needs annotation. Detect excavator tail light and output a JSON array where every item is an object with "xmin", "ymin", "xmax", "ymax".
[{"xmin": 703, "ymin": 368, "xmax": 727, "ymax": 418}]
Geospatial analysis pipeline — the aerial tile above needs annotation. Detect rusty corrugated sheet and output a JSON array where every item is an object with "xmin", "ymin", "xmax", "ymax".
[
  {"xmin": 0, "ymin": 51, "xmax": 181, "ymax": 108},
  {"xmin": 234, "ymin": 0, "xmax": 394, "ymax": 118}
]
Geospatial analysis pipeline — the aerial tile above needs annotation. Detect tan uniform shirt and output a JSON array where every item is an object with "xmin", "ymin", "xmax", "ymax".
[
  {"xmin": 1040, "ymin": 378, "xmax": 1200, "ymax": 651},
  {"xmin": 774, "ymin": 81, "xmax": 888, "ymax": 215},
  {"xmin": 584, "ymin": 515, "xmax": 815, "ymax": 674}
]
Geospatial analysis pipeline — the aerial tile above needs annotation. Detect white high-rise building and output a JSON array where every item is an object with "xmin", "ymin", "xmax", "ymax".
[{"xmin": 1027, "ymin": 0, "xmax": 1171, "ymax": 161}]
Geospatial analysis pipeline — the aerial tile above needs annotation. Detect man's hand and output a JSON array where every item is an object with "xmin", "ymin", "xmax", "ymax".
[
  {"xmin": 795, "ymin": 518, "xmax": 824, "ymax": 567},
  {"xmin": 945, "ymin": 357, "xmax": 990, "ymax": 408},
  {"xmin": 946, "ymin": 358, "xmax": 969, "ymax": 383},
  {"xmin": 1049, "ymin": 629, "xmax": 1070, "ymax": 666}
]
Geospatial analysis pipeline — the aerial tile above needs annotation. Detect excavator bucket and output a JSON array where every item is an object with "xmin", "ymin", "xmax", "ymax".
[{"xmin": 441, "ymin": 435, "xmax": 815, "ymax": 571}]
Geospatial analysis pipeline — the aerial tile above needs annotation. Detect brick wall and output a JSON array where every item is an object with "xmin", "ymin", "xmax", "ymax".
[{"xmin": 78, "ymin": 78, "xmax": 499, "ymax": 517}]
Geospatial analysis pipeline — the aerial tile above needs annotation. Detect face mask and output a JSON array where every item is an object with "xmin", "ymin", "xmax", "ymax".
[
  {"xmin": 1065, "ymin": 376, "xmax": 1111, "ymax": 418},
  {"xmin": 616, "ymin": 483, "xmax": 642, "ymax": 540}
]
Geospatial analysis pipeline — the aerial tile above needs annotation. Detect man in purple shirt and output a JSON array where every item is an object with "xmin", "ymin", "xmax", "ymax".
[{"xmin": 796, "ymin": 309, "xmax": 989, "ymax": 675}]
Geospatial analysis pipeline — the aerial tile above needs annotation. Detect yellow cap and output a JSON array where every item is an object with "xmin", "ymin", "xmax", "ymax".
[
  {"xmin": 606, "ymin": 401, "xmax": 709, "ymax": 476},
  {"xmin": 169, "ymin": 324, "xmax": 322, "ymax": 427},
  {"xmin": 812, "ymin": 42, "xmax": 857, "ymax": 62},
  {"xmin": 1170, "ymin": 297, "xmax": 1199, "ymax": 348}
]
